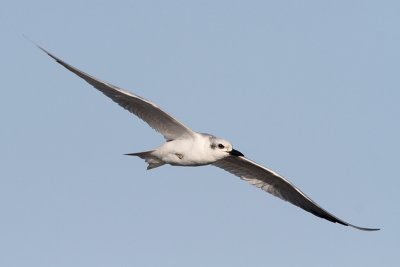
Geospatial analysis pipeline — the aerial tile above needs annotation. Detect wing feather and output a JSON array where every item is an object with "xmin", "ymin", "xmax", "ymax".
[
  {"xmin": 40, "ymin": 47, "xmax": 195, "ymax": 141},
  {"xmin": 213, "ymin": 156, "xmax": 379, "ymax": 231}
]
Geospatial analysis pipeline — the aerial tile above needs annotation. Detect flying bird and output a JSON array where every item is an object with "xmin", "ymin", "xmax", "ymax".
[{"xmin": 38, "ymin": 46, "xmax": 379, "ymax": 231}]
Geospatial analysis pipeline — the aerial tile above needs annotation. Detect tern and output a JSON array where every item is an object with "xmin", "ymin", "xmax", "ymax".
[{"xmin": 38, "ymin": 46, "xmax": 379, "ymax": 231}]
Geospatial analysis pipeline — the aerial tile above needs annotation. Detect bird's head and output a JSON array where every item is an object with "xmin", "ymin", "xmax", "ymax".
[{"xmin": 209, "ymin": 137, "xmax": 244, "ymax": 159}]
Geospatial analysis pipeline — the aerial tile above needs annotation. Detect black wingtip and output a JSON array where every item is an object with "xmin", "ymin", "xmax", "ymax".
[
  {"xmin": 36, "ymin": 45, "xmax": 62, "ymax": 64},
  {"xmin": 24, "ymin": 35, "xmax": 48, "ymax": 55},
  {"xmin": 339, "ymin": 220, "xmax": 379, "ymax": 231},
  {"xmin": 24, "ymin": 36, "xmax": 66, "ymax": 66},
  {"xmin": 350, "ymin": 224, "xmax": 380, "ymax": 231}
]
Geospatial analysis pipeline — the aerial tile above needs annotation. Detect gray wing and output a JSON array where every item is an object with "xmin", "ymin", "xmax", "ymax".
[
  {"xmin": 213, "ymin": 156, "xmax": 379, "ymax": 231},
  {"xmin": 40, "ymin": 47, "xmax": 195, "ymax": 141}
]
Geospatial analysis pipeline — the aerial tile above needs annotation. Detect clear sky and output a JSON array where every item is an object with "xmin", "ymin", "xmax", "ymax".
[{"xmin": 1, "ymin": 1, "xmax": 399, "ymax": 266}]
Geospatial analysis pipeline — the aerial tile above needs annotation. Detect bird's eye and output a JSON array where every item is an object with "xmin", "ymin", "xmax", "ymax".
[{"xmin": 218, "ymin": 144, "xmax": 225, "ymax": 149}]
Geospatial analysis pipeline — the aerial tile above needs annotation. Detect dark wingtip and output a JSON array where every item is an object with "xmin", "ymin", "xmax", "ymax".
[
  {"xmin": 25, "ymin": 36, "xmax": 67, "ymax": 66},
  {"xmin": 24, "ymin": 36, "xmax": 50, "ymax": 56},
  {"xmin": 350, "ymin": 225, "xmax": 380, "ymax": 231},
  {"xmin": 341, "ymin": 221, "xmax": 380, "ymax": 231}
]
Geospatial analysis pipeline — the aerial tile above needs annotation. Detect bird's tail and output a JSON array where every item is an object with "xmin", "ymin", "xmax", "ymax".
[{"xmin": 125, "ymin": 150, "xmax": 165, "ymax": 170}]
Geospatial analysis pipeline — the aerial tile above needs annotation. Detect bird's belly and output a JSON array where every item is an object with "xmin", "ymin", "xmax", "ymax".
[
  {"xmin": 161, "ymin": 152, "xmax": 213, "ymax": 166},
  {"xmin": 155, "ymin": 138, "xmax": 218, "ymax": 166}
]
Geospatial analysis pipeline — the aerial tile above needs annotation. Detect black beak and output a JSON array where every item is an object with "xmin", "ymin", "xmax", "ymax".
[{"xmin": 229, "ymin": 149, "xmax": 244, "ymax": 157}]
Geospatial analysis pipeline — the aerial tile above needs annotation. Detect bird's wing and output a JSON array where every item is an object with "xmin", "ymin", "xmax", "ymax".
[
  {"xmin": 213, "ymin": 155, "xmax": 379, "ymax": 231},
  {"xmin": 39, "ymin": 47, "xmax": 196, "ymax": 141}
]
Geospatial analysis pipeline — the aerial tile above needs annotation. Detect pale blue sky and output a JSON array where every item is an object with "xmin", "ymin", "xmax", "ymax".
[{"xmin": 1, "ymin": 1, "xmax": 399, "ymax": 266}]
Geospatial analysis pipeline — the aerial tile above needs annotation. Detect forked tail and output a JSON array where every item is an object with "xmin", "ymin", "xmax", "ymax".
[{"xmin": 125, "ymin": 150, "xmax": 165, "ymax": 170}]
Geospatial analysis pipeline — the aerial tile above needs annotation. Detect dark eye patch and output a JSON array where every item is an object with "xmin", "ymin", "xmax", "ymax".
[{"xmin": 218, "ymin": 144, "xmax": 225, "ymax": 149}]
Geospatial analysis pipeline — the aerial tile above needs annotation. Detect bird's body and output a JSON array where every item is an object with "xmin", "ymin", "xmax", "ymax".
[
  {"xmin": 129, "ymin": 133, "xmax": 239, "ymax": 169},
  {"xmin": 38, "ymin": 45, "xmax": 379, "ymax": 231},
  {"xmin": 155, "ymin": 134, "xmax": 226, "ymax": 166}
]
